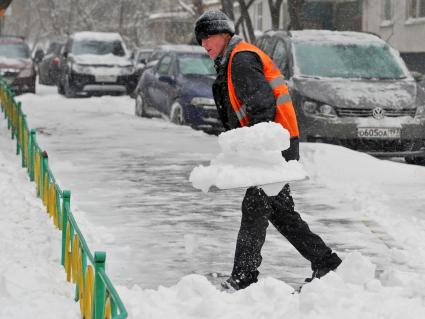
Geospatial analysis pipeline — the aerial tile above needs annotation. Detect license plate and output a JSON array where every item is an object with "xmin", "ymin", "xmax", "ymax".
[
  {"xmin": 95, "ymin": 75, "xmax": 117, "ymax": 82},
  {"xmin": 357, "ymin": 127, "xmax": 401, "ymax": 138}
]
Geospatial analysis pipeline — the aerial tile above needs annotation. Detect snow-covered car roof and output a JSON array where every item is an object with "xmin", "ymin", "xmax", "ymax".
[
  {"xmin": 290, "ymin": 30, "xmax": 385, "ymax": 45},
  {"xmin": 264, "ymin": 29, "xmax": 385, "ymax": 45},
  {"xmin": 154, "ymin": 45, "xmax": 207, "ymax": 54},
  {"xmin": 71, "ymin": 31, "xmax": 123, "ymax": 42}
]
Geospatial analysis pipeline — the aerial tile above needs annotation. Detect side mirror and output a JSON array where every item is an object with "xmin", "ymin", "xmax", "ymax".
[
  {"xmin": 33, "ymin": 48, "xmax": 44, "ymax": 63},
  {"xmin": 139, "ymin": 58, "xmax": 147, "ymax": 65},
  {"xmin": 63, "ymin": 51, "xmax": 69, "ymax": 59},
  {"xmin": 411, "ymin": 71, "xmax": 424, "ymax": 82}
]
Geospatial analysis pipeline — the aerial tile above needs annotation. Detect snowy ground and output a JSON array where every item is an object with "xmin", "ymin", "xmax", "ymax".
[{"xmin": 1, "ymin": 84, "xmax": 425, "ymax": 318}]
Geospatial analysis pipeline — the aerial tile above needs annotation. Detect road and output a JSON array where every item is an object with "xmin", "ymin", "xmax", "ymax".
[{"xmin": 16, "ymin": 85, "xmax": 425, "ymax": 289}]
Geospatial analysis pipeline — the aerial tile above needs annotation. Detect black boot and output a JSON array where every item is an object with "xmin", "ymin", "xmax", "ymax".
[
  {"xmin": 305, "ymin": 252, "xmax": 342, "ymax": 282},
  {"xmin": 221, "ymin": 270, "xmax": 259, "ymax": 291}
]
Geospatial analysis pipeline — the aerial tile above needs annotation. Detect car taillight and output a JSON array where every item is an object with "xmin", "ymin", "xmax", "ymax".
[{"xmin": 52, "ymin": 58, "xmax": 60, "ymax": 65}]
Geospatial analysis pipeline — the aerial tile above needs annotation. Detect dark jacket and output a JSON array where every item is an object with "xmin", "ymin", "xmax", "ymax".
[{"xmin": 212, "ymin": 36, "xmax": 299, "ymax": 161}]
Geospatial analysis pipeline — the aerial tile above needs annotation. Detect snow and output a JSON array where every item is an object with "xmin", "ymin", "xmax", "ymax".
[
  {"xmin": 2, "ymin": 84, "xmax": 425, "ymax": 318},
  {"xmin": 0, "ymin": 126, "xmax": 79, "ymax": 318},
  {"xmin": 291, "ymin": 30, "xmax": 385, "ymax": 45},
  {"xmin": 72, "ymin": 54, "xmax": 133, "ymax": 67},
  {"xmin": 189, "ymin": 122, "xmax": 308, "ymax": 193},
  {"xmin": 0, "ymin": 57, "xmax": 31, "ymax": 65},
  {"xmin": 71, "ymin": 31, "xmax": 124, "ymax": 42}
]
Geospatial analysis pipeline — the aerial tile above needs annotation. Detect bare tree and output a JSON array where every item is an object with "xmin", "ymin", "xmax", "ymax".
[
  {"xmin": 221, "ymin": 0, "xmax": 235, "ymax": 21},
  {"xmin": 268, "ymin": 0, "xmax": 284, "ymax": 29},
  {"xmin": 192, "ymin": 0, "xmax": 204, "ymax": 17},
  {"xmin": 236, "ymin": 0, "xmax": 256, "ymax": 43},
  {"xmin": 287, "ymin": 0, "xmax": 305, "ymax": 30}
]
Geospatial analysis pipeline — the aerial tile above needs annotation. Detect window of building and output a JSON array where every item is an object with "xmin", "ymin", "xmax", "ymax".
[
  {"xmin": 256, "ymin": 1, "xmax": 263, "ymax": 30},
  {"xmin": 407, "ymin": 0, "xmax": 425, "ymax": 19},
  {"xmin": 381, "ymin": 0, "xmax": 393, "ymax": 21}
]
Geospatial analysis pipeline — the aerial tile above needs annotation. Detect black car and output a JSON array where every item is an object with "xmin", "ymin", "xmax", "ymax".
[
  {"xmin": 36, "ymin": 41, "xmax": 64, "ymax": 85},
  {"xmin": 57, "ymin": 31, "xmax": 137, "ymax": 97},
  {"xmin": 134, "ymin": 45, "xmax": 222, "ymax": 134},
  {"xmin": 0, "ymin": 36, "xmax": 36, "ymax": 94},
  {"xmin": 132, "ymin": 48, "xmax": 153, "ymax": 83},
  {"xmin": 256, "ymin": 30, "xmax": 425, "ymax": 164}
]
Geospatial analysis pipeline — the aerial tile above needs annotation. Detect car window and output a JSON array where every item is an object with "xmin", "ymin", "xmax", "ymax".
[
  {"xmin": 262, "ymin": 37, "xmax": 276, "ymax": 56},
  {"xmin": 157, "ymin": 55, "xmax": 172, "ymax": 74},
  {"xmin": 149, "ymin": 50, "xmax": 164, "ymax": 62},
  {"xmin": 0, "ymin": 43, "xmax": 30, "ymax": 59},
  {"xmin": 71, "ymin": 40, "xmax": 125, "ymax": 56},
  {"xmin": 178, "ymin": 54, "xmax": 216, "ymax": 76},
  {"xmin": 272, "ymin": 39, "xmax": 287, "ymax": 70},
  {"xmin": 137, "ymin": 51, "xmax": 152, "ymax": 63},
  {"xmin": 47, "ymin": 43, "xmax": 63, "ymax": 55},
  {"xmin": 256, "ymin": 37, "xmax": 264, "ymax": 49},
  {"xmin": 293, "ymin": 42, "xmax": 407, "ymax": 79}
]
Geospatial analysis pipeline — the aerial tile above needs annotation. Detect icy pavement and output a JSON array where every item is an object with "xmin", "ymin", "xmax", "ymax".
[{"xmin": 15, "ymin": 85, "xmax": 425, "ymax": 294}]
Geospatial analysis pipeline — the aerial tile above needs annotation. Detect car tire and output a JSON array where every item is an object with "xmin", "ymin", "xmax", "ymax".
[
  {"xmin": 404, "ymin": 141, "xmax": 425, "ymax": 165},
  {"xmin": 135, "ymin": 92, "xmax": 151, "ymax": 118},
  {"xmin": 64, "ymin": 75, "xmax": 76, "ymax": 98},
  {"xmin": 170, "ymin": 101, "xmax": 185, "ymax": 125}
]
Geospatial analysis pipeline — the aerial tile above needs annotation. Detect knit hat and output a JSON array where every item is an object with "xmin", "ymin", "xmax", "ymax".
[{"xmin": 194, "ymin": 9, "xmax": 235, "ymax": 45}]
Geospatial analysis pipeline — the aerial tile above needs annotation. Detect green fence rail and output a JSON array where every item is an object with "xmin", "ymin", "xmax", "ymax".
[{"xmin": 0, "ymin": 78, "xmax": 128, "ymax": 319}]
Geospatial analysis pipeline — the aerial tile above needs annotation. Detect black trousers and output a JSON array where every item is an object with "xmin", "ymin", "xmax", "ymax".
[{"xmin": 232, "ymin": 184, "xmax": 337, "ymax": 276}]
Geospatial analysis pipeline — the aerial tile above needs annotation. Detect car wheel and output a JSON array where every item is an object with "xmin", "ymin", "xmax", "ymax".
[
  {"xmin": 135, "ymin": 92, "xmax": 151, "ymax": 118},
  {"xmin": 57, "ymin": 82, "xmax": 64, "ymax": 95},
  {"xmin": 64, "ymin": 75, "xmax": 76, "ymax": 98},
  {"xmin": 404, "ymin": 141, "xmax": 425, "ymax": 165},
  {"xmin": 170, "ymin": 101, "xmax": 185, "ymax": 125}
]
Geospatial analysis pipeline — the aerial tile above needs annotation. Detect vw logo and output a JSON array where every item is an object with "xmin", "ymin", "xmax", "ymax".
[{"xmin": 372, "ymin": 107, "xmax": 385, "ymax": 120}]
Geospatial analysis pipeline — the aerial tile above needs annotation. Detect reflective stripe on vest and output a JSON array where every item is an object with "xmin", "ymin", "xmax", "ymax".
[{"xmin": 227, "ymin": 41, "xmax": 299, "ymax": 138}]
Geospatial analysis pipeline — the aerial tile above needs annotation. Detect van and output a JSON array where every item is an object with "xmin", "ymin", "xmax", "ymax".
[{"xmin": 256, "ymin": 30, "xmax": 425, "ymax": 164}]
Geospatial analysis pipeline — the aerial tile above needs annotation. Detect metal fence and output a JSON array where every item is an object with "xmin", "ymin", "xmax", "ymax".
[{"xmin": 0, "ymin": 78, "xmax": 128, "ymax": 319}]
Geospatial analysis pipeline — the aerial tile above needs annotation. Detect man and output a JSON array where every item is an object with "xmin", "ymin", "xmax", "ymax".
[{"xmin": 194, "ymin": 9, "xmax": 341, "ymax": 290}]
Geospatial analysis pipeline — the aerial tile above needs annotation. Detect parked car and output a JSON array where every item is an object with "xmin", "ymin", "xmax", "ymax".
[
  {"xmin": 134, "ymin": 45, "xmax": 222, "ymax": 134},
  {"xmin": 256, "ymin": 30, "xmax": 425, "ymax": 164},
  {"xmin": 36, "ymin": 41, "xmax": 64, "ymax": 85},
  {"xmin": 133, "ymin": 48, "xmax": 153, "ymax": 82},
  {"xmin": 57, "ymin": 31, "xmax": 137, "ymax": 97},
  {"xmin": 0, "ymin": 36, "xmax": 36, "ymax": 94}
]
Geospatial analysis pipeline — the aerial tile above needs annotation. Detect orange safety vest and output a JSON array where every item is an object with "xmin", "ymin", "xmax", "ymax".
[{"xmin": 227, "ymin": 41, "xmax": 299, "ymax": 138}]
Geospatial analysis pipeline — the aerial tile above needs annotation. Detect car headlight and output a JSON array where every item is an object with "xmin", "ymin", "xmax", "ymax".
[
  {"xmin": 416, "ymin": 105, "xmax": 425, "ymax": 118},
  {"xmin": 191, "ymin": 97, "xmax": 215, "ymax": 107},
  {"xmin": 72, "ymin": 63, "xmax": 92, "ymax": 74},
  {"xmin": 120, "ymin": 65, "xmax": 134, "ymax": 75},
  {"xmin": 18, "ymin": 68, "xmax": 33, "ymax": 78},
  {"xmin": 302, "ymin": 100, "xmax": 337, "ymax": 118}
]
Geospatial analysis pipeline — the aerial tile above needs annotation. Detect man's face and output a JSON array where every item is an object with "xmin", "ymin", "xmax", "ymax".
[{"xmin": 201, "ymin": 34, "xmax": 229, "ymax": 60}]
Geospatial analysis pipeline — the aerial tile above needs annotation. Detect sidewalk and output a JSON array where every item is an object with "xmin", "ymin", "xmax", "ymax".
[{"xmin": 0, "ymin": 121, "xmax": 79, "ymax": 319}]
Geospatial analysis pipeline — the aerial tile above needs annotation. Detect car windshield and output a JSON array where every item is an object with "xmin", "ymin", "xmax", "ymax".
[
  {"xmin": 47, "ymin": 43, "xmax": 63, "ymax": 55},
  {"xmin": 0, "ymin": 43, "xmax": 30, "ymax": 59},
  {"xmin": 179, "ymin": 54, "xmax": 216, "ymax": 76},
  {"xmin": 137, "ymin": 52, "xmax": 152, "ymax": 63},
  {"xmin": 293, "ymin": 42, "xmax": 407, "ymax": 79},
  {"xmin": 72, "ymin": 40, "xmax": 126, "ymax": 56}
]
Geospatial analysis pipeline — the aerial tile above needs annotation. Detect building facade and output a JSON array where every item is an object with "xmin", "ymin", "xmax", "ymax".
[
  {"xmin": 245, "ymin": 0, "xmax": 362, "ymax": 34},
  {"xmin": 362, "ymin": 0, "xmax": 425, "ymax": 73}
]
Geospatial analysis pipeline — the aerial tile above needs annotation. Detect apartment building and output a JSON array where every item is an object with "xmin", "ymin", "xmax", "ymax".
[{"xmin": 363, "ymin": 0, "xmax": 425, "ymax": 72}]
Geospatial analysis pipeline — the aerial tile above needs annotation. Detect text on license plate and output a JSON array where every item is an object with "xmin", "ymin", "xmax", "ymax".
[
  {"xmin": 95, "ymin": 75, "xmax": 117, "ymax": 82},
  {"xmin": 357, "ymin": 127, "xmax": 401, "ymax": 138}
]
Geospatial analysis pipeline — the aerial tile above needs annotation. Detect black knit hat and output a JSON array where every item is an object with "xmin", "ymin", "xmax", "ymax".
[{"xmin": 194, "ymin": 9, "xmax": 235, "ymax": 45}]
